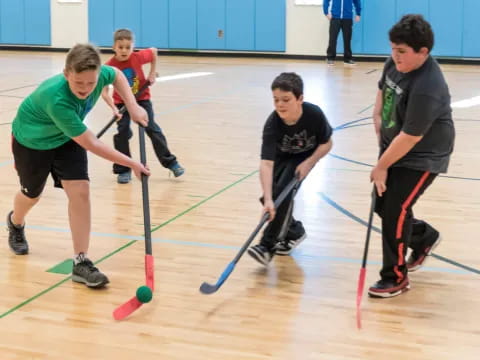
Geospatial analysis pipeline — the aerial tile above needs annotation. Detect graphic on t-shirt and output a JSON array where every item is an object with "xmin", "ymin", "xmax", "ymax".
[
  {"xmin": 382, "ymin": 76, "xmax": 404, "ymax": 129},
  {"xmin": 280, "ymin": 130, "xmax": 316, "ymax": 154},
  {"xmin": 122, "ymin": 68, "xmax": 139, "ymax": 94},
  {"xmin": 382, "ymin": 86, "xmax": 396, "ymax": 129}
]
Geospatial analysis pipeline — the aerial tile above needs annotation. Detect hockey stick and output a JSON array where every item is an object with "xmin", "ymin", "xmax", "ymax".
[
  {"xmin": 97, "ymin": 81, "xmax": 151, "ymax": 139},
  {"xmin": 199, "ymin": 177, "xmax": 300, "ymax": 295},
  {"xmin": 113, "ymin": 124, "xmax": 154, "ymax": 320},
  {"xmin": 356, "ymin": 187, "xmax": 376, "ymax": 329}
]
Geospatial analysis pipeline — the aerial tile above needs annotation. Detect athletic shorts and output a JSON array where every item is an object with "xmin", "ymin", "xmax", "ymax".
[{"xmin": 12, "ymin": 136, "xmax": 89, "ymax": 198}]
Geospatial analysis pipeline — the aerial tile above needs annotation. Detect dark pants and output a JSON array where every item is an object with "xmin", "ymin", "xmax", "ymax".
[
  {"xmin": 113, "ymin": 100, "xmax": 176, "ymax": 174},
  {"xmin": 374, "ymin": 167, "xmax": 438, "ymax": 283},
  {"xmin": 260, "ymin": 157, "xmax": 304, "ymax": 249},
  {"xmin": 326, "ymin": 18, "xmax": 353, "ymax": 61}
]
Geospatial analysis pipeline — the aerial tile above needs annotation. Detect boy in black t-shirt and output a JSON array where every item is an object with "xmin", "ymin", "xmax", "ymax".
[
  {"xmin": 248, "ymin": 73, "xmax": 333, "ymax": 266},
  {"xmin": 368, "ymin": 15, "xmax": 455, "ymax": 298}
]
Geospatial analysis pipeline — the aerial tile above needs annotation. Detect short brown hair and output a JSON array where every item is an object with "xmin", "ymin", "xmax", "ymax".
[
  {"xmin": 114, "ymin": 28, "xmax": 134, "ymax": 42},
  {"xmin": 65, "ymin": 43, "xmax": 101, "ymax": 73},
  {"xmin": 271, "ymin": 72, "xmax": 304, "ymax": 99}
]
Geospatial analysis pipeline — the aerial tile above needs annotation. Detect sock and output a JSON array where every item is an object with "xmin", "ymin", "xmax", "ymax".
[
  {"xmin": 73, "ymin": 253, "xmax": 87, "ymax": 265},
  {"xmin": 9, "ymin": 213, "xmax": 24, "ymax": 229}
]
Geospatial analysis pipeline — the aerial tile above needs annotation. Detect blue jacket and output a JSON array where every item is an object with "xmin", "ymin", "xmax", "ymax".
[{"xmin": 323, "ymin": 0, "xmax": 362, "ymax": 19}]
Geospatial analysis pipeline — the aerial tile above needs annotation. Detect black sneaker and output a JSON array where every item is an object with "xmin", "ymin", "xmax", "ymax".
[
  {"xmin": 344, "ymin": 60, "xmax": 357, "ymax": 66},
  {"xmin": 72, "ymin": 254, "xmax": 109, "ymax": 288},
  {"xmin": 6, "ymin": 211, "xmax": 29, "ymax": 255},
  {"xmin": 247, "ymin": 244, "xmax": 275, "ymax": 266},
  {"xmin": 275, "ymin": 221, "xmax": 306, "ymax": 256},
  {"xmin": 407, "ymin": 234, "xmax": 442, "ymax": 272},
  {"xmin": 368, "ymin": 277, "xmax": 410, "ymax": 298}
]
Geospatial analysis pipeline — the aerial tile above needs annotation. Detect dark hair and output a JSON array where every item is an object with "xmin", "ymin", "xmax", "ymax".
[
  {"xmin": 114, "ymin": 28, "xmax": 134, "ymax": 42},
  {"xmin": 389, "ymin": 14, "xmax": 434, "ymax": 52},
  {"xmin": 65, "ymin": 43, "xmax": 101, "ymax": 73},
  {"xmin": 271, "ymin": 72, "xmax": 303, "ymax": 99}
]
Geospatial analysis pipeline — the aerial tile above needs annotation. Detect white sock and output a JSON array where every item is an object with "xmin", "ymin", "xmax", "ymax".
[{"xmin": 73, "ymin": 253, "xmax": 87, "ymax": 265}]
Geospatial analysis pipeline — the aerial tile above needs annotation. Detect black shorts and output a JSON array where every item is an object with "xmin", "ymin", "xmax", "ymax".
[{"xmin": 12, "ymin": 136, "xmax": 89, "ymax": 198}]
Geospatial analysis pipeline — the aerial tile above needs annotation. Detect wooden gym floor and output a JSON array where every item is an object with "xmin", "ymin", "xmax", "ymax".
[{"xmin": 0, "ymin": 51, "xmax": 479, "ymax": 359}]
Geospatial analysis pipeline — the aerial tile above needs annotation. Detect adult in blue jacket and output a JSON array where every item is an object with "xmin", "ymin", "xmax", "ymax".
[{"xmin": 324, "ymin": 0, "xmax": 361, "ymax": 65}]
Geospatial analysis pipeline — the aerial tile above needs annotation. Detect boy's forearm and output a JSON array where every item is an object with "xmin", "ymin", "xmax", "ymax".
[
  {"xmin": 74, "ymin": 129, "xmax": 135, "ymax": 168},
  {"xmin": 373, "ymin": 90, "xmax": 383, "ymax": 138},
  {"xmin": 260, "ymin": 160, "xmax": 274, "ymax": 201},
  {"xmin": 377, "ymin": 132, "xmax": 422, "ymax": 169},
  {"xmin": 101, "ymin": 87, "xmax": 116, "ymax": 110},
  {"xmin": 307, "ymin": 138, "xmax": 333, "ymax": 165},
  {"xmin": 149, "ymin": 48, "xmax": 157, "ymax": 77}
]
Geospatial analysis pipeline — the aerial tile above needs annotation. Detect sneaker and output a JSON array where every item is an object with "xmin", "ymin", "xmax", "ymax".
[
  {"xmin": 275, "ymin": 221, "xmax": 306, "ymax": 256},
  {"xmin": 407, "ymin": 234, "xmax": 442, "ymax": 272},
  {"xmin": 6, "ymin": 211, "xmax": 29, "ymax": 255},
  {"xmin": 72, "ymin": 254, "xmax": 110, "ymax": 288},
  {"xmin": 117, "ymin": 171, "xmax": 131, "ymax": 184},
  {"xmin": 368, "ymin": 277, "xmax": 410, "ymax": 298},
  {"xmin": 247, "ymin": 244, "xmax": 275, "ymax": 266},
  {"xmin": 327, "ymin": 59, "xmax": 335, "ymax": 66},
  {"xmin": 169, "ymin": 162, "xmax": 185, "ymax": 177},
  {"xmin": 344, "ymin": 60, "xmax": 357, "ymax": 66}
]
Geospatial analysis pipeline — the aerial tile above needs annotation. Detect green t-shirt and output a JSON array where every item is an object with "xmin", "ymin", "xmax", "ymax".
[{"xmin": 12, "ymin": 65, "xmax": 116, "ymax": 150}]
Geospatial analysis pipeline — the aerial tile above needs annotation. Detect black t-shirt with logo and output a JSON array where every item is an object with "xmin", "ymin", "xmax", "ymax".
[
  {"xmin": 261, "ymin": 102, "xmax": 332, "ymax": 161},
  {"xmin": 379, "ymin": 56, "xmax": 455, "ymax": 173}
]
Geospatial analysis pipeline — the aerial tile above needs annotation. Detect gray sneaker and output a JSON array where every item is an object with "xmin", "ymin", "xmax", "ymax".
[
  {"xmin": 6, "ymin": 211, "xmax": 29, "ymax": 255},
  {"xmin": 72, "ymin": 253, "xmax": 109, "ymax": 288},
  {"xmin": 117, "ymin": 171, "xmax": 131, "ymax": 184}
]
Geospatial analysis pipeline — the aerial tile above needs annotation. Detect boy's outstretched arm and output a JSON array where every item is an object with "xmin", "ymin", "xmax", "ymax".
[
  {"xmin": 373, "ymin": 89, "xmax": 383, "ymax": 143},
  {"xmin": 147, "ymin": 47, "xmax": 157, "ymax": 85},
  {"xmin": 101, "ymin": 86, "xmax": 121, "ymax": 120},
  {"xmin": 111, "ymin": 68, "xmax": 148, "ymax": 126},
  {"xmin": 73, "ymin": 129, "xmax": 150, "ymax": 180},
  {"xmin": 296, "ymin": 138, "xmax": 333, "ymax": 180}
]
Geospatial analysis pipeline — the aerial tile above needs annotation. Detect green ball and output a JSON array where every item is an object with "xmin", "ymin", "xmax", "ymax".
[{"xmin": 136, "ymin": 286, "xmax": 153, "ymax": 303}]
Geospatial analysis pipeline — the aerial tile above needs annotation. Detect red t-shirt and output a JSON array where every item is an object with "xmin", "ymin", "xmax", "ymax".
[{"xmin": 106, "ymin": 49, "xmax": 153, "ymax": 104}]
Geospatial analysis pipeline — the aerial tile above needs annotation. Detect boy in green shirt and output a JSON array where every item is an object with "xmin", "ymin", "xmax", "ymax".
[{"xmin": 8, "ymin": 43, "xmax": 150, "ymax": 288}]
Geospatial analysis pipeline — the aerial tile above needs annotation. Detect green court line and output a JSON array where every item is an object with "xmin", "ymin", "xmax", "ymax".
[
  {"xmin": 47, "ymin": 259, "xmax": 73, "ymax": 274},
  {"xmin": 0, "ymin": 171, "xmax": 257, "ymax": 319}
]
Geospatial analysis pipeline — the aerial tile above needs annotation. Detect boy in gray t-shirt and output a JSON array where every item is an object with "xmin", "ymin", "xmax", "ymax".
[{"xmin": 368, "ymin": 14, "xmax": 455, "ymax": 298}]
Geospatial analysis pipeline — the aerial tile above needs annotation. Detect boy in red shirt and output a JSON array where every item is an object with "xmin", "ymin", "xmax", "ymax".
[{"xmin": 103, "ymin": 28, "xmax": 184, "ymax": 183}]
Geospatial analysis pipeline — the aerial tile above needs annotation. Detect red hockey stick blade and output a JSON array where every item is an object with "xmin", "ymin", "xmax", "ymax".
[
  {"xmin": 113, "ymin": 296, "xmax": 143, "ymax": 320},
  {"xmin": 356, "ymin": 267, "xmax": 367, "ymax": 329},
  {"xmin": 145, "ymin": 254, "xmax": 154, "ymax": 291}
]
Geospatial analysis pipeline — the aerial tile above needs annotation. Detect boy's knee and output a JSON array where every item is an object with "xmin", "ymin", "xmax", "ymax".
[{"xmin": 63, "ymin": 180, "xmax": 90, "ymax": 201}]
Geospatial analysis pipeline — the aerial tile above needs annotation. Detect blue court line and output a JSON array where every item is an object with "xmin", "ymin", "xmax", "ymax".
[
  {"xmin": 328, "ymin": 153, "xmax": 480, "ymax": 181},
  {"xmin": 333, "ymin": 116, "xmax": 371, "ymax": 131},
  {"xmin": 0, "ymin": 220, "xmax": 473, "ymax": 275},
  {"xmin": 318, "ymin": 192, "xmax": 480, "ymax": 275},
  {"xmin": 0, "ymin": 222, "xmax": 240, "ymax": 250},
  {"xmin": 0, "ymin": 160, "xmax": 13, "ymax": 168},
  {"xmin": 357, "ymin": 104, "xmax": 374, "ymax": 114}
]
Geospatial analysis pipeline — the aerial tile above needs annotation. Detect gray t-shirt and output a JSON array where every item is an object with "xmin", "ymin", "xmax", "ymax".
[{"xmin": 378, "ymin": 56, "xmax": 455, "ymax": 173}]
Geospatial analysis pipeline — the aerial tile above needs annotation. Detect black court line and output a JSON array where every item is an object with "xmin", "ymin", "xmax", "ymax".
[
  {"xmin": 319, "ymin": 192, "xmax": 480, "ymax": 275},
  {"xmin": 365, "ymin": 69, "xmax": 378, "ymax": 74}
]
